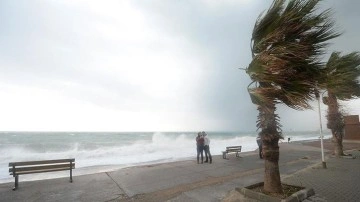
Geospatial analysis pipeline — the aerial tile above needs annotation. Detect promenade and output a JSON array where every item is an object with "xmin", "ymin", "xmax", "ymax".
[{"xmin": 0, "ymin": 140, "xmax": 359, "ymax": 202}]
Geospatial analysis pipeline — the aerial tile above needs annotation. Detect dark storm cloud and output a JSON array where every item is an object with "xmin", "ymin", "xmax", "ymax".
[
  {"xmin": 0, "ymin": 0, "xmax": 359, "ymax": 131},
  {"xmin": 131, "ymin": 0, "xmax": 273, "ymax": 130},
  {"xmin": 131, "ymin": 0, "xmax": 360, "ymax": 131}
]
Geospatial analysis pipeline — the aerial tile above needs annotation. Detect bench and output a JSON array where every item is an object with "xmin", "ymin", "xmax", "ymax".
[
  {"xmin": 222, "ymin": 146, "xmax": 242, "ymax": 159},
  {"xmin": 9, "ymin": 158, "xmax": 75, "ymax": 190}
]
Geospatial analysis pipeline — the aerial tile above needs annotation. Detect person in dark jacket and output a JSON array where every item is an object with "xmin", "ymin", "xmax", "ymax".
[
  {"xmin": 196, "ymin": 132, "xmax": 205, "ymax": 164},
  {"xmin": 256, "ymin": 136, "xmax": 263, "ymax": 159}
]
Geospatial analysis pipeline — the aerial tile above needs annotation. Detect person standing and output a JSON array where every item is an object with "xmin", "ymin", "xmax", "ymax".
[
  {"xmin": 196, "ymin": 132, "xmax": 205, "ymax": 164},
  {"xmin": 256, "ymin": 136, "xmax": 263, "ymax": 159},
  {"xmin": 203, "ymin": 131, "xmax": 212, "ymax": 164}
]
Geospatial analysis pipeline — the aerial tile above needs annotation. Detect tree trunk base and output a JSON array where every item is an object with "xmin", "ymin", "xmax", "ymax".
[{"xmin": 238, "ymin": 182, "xmax": 315, "ymax": 201}]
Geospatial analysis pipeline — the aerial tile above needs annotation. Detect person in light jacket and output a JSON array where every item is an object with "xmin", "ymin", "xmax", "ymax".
[{"xmin": 202, "ymin": 131, "xmax": 212, "ymax": 164}]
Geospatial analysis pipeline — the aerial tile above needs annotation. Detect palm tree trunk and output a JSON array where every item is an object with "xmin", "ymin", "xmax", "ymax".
[
  {"xmin": 333, "ymin": 131, "xmax": 344, "ymax": 157},
  {"xmin": 258, "ymin": 103, "xmax": 283, "ymax": 194},
  {"xmin": 326, "ymin": 92, "xmax": 345, "ymax": 157},
  {"xmin": 263, "ymin": 138, "xmax": 282, "ymax": 193}
]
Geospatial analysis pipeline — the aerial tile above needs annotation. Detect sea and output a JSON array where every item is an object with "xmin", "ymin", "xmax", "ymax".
[{"xmin": 0, "ymin": 131, "xmax": 331, "ymax": 183}]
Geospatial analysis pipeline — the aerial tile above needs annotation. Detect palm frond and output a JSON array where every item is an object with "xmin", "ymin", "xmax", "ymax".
[
  {"xmin": 252, "ymin": 0, "xmax": 285, "ymax": 55},
  {"xmin": 323, "ymin": 52, "xmax": 360, "ymax": 100},
  {"xmin": 247, "ymin": 0, "xmax": 340, "ymax": 110}
]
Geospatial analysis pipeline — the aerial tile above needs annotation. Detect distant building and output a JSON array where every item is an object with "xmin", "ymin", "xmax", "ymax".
[{"xmin": 344, "ymin": 115, "xmax": 360, "ymax": 141}]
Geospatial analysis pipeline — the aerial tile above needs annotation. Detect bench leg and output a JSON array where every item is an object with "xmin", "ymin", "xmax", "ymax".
[
  {"xmin": 12, "ymin": 175, "xmax": 18, "ymax": 191},
  {"xmin": 70, "ymin": 167, "xmax": 73, "ymax": 183},
  {"xmin": 222, "ymin": 152, "xmax": 226, "ymax": 159}
]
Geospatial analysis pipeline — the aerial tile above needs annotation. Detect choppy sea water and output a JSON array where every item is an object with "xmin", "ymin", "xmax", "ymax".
[{"xmin": 0, "ymin": 131, "xmax": 330, "ymax": 183}]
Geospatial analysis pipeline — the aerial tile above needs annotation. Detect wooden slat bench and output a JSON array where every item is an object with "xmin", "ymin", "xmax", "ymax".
[
  {"xmin": 9, "ymin": 158, "xmax": 75, "ymax": 190},
  {"xmin": 222, "ymin": 146, "xmax": 242, "ymax": 159}
]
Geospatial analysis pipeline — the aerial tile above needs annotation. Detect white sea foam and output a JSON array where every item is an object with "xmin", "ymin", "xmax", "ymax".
[{"xmin": 0, "ymin": 131, "xmax": 330, "ymax": 183}]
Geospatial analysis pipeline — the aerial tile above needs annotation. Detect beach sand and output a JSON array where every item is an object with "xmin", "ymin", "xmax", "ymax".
[{"xmin": 0, "ymin": 139, "xmax": 359, "ymax": 202}]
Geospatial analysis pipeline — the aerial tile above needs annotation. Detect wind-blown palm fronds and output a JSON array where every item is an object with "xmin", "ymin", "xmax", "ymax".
[
  {"xmin": 246, "ymin": 0, "xmax": 340, "ymax": 194},
  {"xmin": 248, "ymin": 0, "xmax": 340, "ymax": 109},
  {"xmin": 322, "ymin": 52, "xmax": 360, "ymax": 156},
  {"xmin": 323, "ymin": 52, "xmax": 360, "ymax": 99}
]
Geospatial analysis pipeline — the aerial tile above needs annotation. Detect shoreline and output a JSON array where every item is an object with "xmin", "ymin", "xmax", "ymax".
[
  {"xmin": 2, "ymin": 137, "xmax": 356, "ymax": 185},
  {"xmin": 0, "ymin": 138, "xmax": 335, "ymax": 184},
  {"xmin": 1, "ymin": 139, "xmax": 359, "ymax": 202}
]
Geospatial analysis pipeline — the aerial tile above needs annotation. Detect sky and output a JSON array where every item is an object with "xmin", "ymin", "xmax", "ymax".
[{"xmin": 0, "ymin": 0, "xmax": 359, "ymax": 132}]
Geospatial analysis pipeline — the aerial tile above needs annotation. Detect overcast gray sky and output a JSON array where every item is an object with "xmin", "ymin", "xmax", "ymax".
[{"xmin": 0, "ymin": 0, "xmax": 359, "ymax": 132}]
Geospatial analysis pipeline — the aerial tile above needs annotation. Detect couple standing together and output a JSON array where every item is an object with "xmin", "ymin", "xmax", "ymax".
[{"xmin": 196, "ymin": 131, "xmax": 212, "ymax": 164}]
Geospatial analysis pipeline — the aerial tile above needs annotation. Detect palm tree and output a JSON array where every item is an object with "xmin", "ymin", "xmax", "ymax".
[
  {"xmin": 246, "ymin": 0, "xmax": 339, "ymax": 194},
  {"xmin": 321, "ymin": 52, "xmax": 360, "ymax": 157}
]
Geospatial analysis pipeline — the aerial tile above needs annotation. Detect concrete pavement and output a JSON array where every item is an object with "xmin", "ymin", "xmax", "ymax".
[
  {"xmin": 282, "ymin": 150, "xmax": 360, "ymax": 202},
  {"xmin": 0, "ymin": 141, "xmax": 358, "ymax": 202}
]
